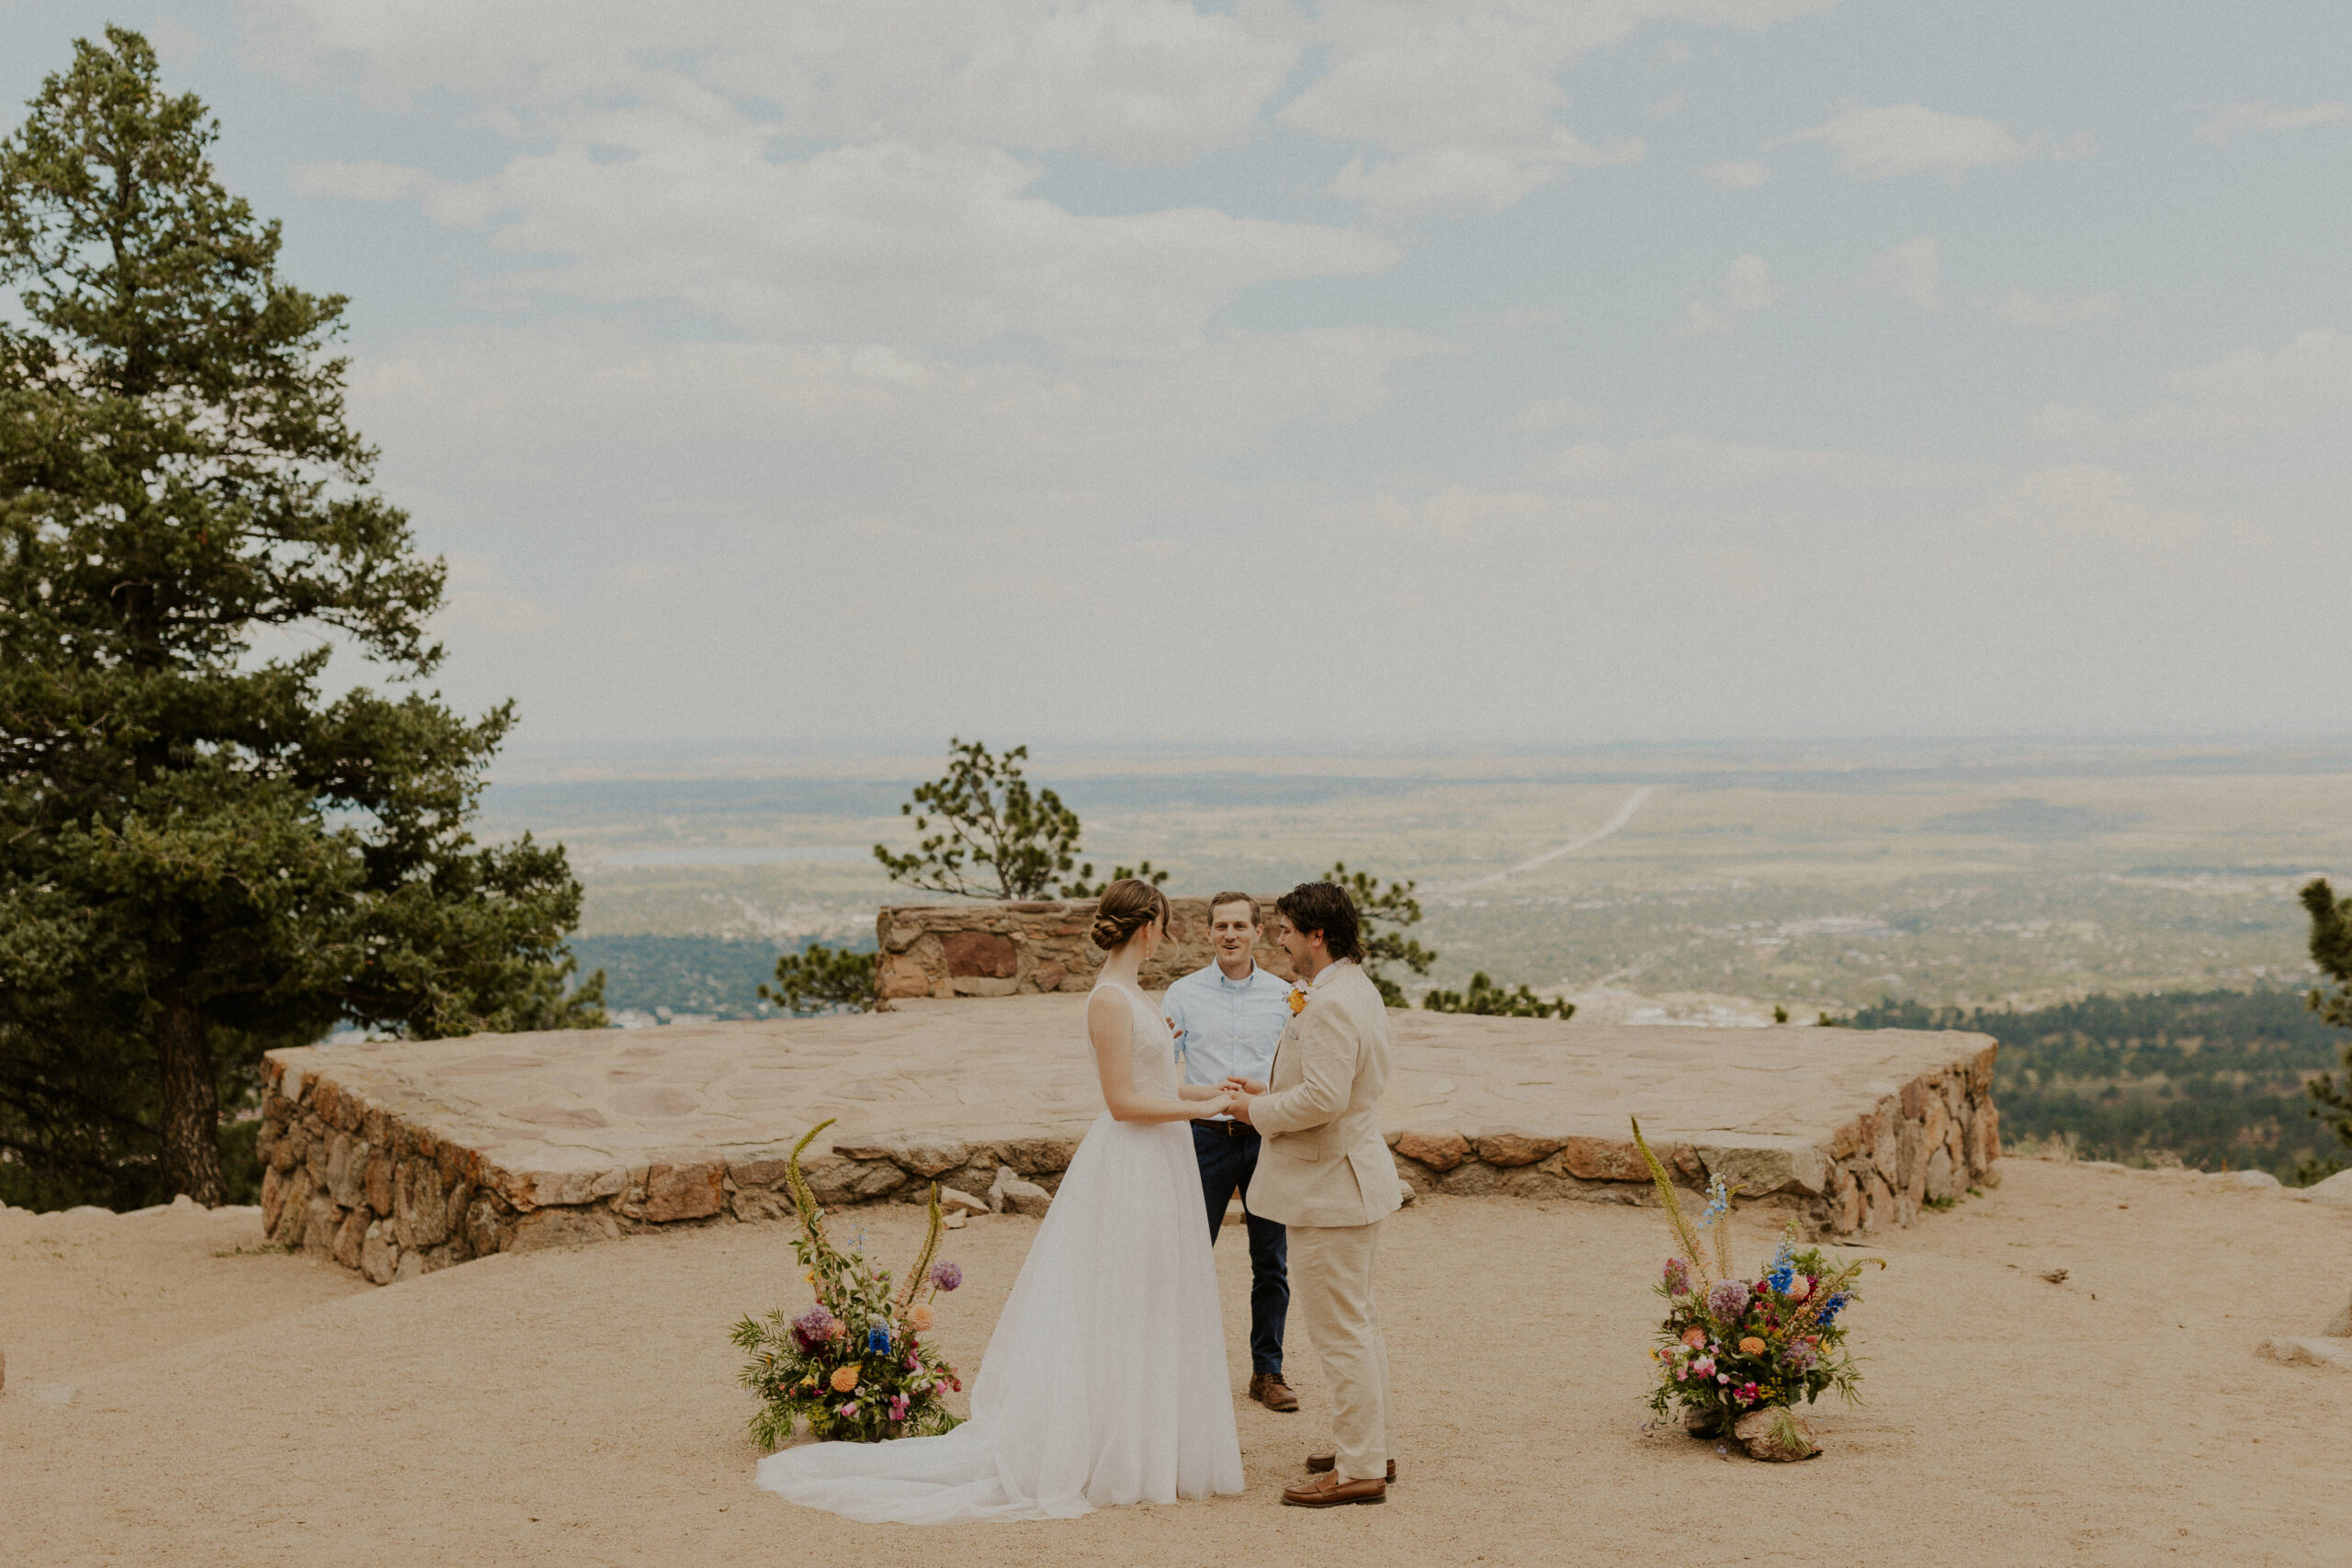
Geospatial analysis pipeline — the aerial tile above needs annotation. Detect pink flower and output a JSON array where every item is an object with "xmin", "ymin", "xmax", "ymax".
[{"xmin": 839, "ymin": 1402, "xmax": 857, "ymax": 1417}]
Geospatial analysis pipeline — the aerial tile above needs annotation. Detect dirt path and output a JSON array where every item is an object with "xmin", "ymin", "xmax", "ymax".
[{"xmin": 3, "ymin": 1161, "xmax": 2345, "ymax": 1567}]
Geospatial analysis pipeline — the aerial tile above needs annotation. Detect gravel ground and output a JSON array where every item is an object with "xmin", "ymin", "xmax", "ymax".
[{"xmin": 3, "ymin": 1158, "xmax": 2346, "ymax": 1568}]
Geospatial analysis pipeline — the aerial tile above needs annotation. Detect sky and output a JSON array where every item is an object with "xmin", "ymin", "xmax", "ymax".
[{"xmin": 5, "ymin": 2, "xmax": 2349, "ymax": 754}]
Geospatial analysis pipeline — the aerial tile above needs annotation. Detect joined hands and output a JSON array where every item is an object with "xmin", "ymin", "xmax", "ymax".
[{"xmin": 1218, "ymin": 1077, "xmax": 1268, "ymax": 1125}]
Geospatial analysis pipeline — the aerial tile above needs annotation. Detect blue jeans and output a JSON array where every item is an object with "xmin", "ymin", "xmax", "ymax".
[{"xmin": 1191, "ymin": 1120, "xmax": 1288, "ymax": 1378}]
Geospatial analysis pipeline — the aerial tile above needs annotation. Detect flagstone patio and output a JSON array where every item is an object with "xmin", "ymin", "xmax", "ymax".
[{"xmin": 255, "ymin": 998, "xmax": 1999, "ymax": 1282}]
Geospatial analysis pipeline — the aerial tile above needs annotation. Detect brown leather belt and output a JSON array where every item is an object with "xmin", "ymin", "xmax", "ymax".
[{"xmin": 1203, "ymin": 1120, "xmax": 1257, "ymax": 1138}]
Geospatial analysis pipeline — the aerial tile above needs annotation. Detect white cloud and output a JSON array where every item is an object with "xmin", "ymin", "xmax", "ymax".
[
  {"xmin": 2031, "ymin": 328, "xmax": 2352, "ymax": 443},
  {"xmin": 1327, "ymin": 135, "xmax": 1642, "ymax": 218},
  {"xmin": 1859, "ymin": 236, "xmax": 1940, "ymax": 312},
  {"xmin": 1702, "ymin": 158, "xmax": 1770, "ymax": 188},
  {"xmin": 1991, "ymin": 466, "xmax": 2211, "ymax": 552},
  {"xmin": 1548, "ymin": 432, "xmax": 1973, "ymax": 489},
  {"xmin": 2191, "ymin": 100, "xmax": 2351, "ymax": 146},
  {"xmin": 1766, "ymin": 103, "xmax": 2030, "ymax": 181},
  {"xmin": 1280, "ymin": 0, "xmax": 1830, "ymax": 216},
  {"xmin": 1673, "ymin": 254, "xmax": 1781, "ymax": 336},
  {"xmin": 1350, "ymin": 487, "xmax": 1561, "ymax": 539},
  {"xmin": 1996, "ymin": 288, "xmax": 2121, "ymax": 327},
  {"xmin": 310, "ymin": 140, "xmax": 1396, "ymax": 355},
  {"xmin": 1513, "ymin": 397, "xmax": 1602, "ymax": 430},
  {"xmin": 249, "ymin": 0, "xmax": 1299, "ymax": 165},
  {"xmin": 1648, "ymin": 93, "xmax": 1688, "ymax": 118}
]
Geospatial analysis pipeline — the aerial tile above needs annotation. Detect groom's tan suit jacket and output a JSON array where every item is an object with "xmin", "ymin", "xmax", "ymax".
[{"xmin": 1244, "ymin": 961, "xmax": 1401, "ymax": 1230}]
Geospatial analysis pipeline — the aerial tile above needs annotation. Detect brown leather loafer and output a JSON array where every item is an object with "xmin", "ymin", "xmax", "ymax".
[
  {"xmin": 1283, "ymin": 1472, "xmax": 1386, "ymax": 1507},
  {"xmin": 1250, "ymin": 1372, "xmax": 1299, "ymax": 1413},
  {"xmin": 1306, "ymin": 1453, "xmax": 1396, "ymax": 1483}
]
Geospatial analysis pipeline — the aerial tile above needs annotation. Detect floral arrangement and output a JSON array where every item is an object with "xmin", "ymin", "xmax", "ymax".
[
  {"xmin": 732, "ymin": 1119, "xmax": 966, "ymax": 1448},
  {"xmin": 1630, "ymin": 1118, "xmax": 1881, "ymax": 1451}
]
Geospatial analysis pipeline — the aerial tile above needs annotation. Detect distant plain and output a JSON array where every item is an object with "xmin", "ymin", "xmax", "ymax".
[{"xmin": 483, "ymin": 739, "xmax": 2352, "ymax": 1017}]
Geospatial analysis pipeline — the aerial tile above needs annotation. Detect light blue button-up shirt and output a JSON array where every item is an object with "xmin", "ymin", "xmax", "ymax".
[{"xmin": 1162, "ymin": 962, "xmax": 1295, "ymax": 1113}]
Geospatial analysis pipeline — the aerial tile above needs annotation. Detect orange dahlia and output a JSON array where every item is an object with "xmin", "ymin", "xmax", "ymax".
[{"xmin": 830, "ymin": 1365, "xmax": 859, "ymax": 1393}]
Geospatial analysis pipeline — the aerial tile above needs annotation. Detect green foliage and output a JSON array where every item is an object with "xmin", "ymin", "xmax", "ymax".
[
  {"xmin": 1324, "ymin": 862, "xmax": 1435, "ymax": 1007},
  {"xmin": 874, "ymin": 739, "xmax": 1084, "ymax": 900},
  {"xmin": 1059, "ymin": 860, "xmax": 1169, "ymax": 898},
  {"xmin": 759, "ymin": 942, "xmax": 878, "ymax": 1015},
  {"xmin": 1420, "ymin": 972, "xmax": 1574, "ymax": 1020},
  {"xmin": 1840, "ymin": 987, "xmax": 2345, "ymax": 1183},
  {"xmin": 2295, "ymin": 877, "xmax": 2352, "ymax": 1182},
  {"xmin": 0, "ymin": 30, "xmax": 598, "ymax": 1211}
]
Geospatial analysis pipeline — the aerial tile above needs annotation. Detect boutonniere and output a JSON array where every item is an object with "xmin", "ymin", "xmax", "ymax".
[{"xmin": 1287, "ymin": 987, "xmax": 1308, "ymax": 1016}]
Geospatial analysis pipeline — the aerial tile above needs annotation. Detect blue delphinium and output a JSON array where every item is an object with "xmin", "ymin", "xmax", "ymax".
[
  {"xmin": 1764, "ymin": 1233, "xmax": 1796, "ymax": 1293},
  {"xmin": 1819, "ymin": 1292, "xmax": 1849, "ymax": 1323},
  {"xmin": 1698, "ymin": 1174, "xmax": 1732, "ymax": 1226},
  {"xmin": 866, "ymin": 1323, "xmax": 892, "ymax": 1354}
]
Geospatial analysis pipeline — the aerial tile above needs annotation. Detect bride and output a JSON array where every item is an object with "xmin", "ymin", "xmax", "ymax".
[{"xmin": 754, "ymin": 878, "xmax": 1248, "ymax": 1523}]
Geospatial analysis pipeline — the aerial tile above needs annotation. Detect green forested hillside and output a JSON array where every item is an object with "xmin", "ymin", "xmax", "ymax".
[
  {"xmin": 1844, "ymin": 990, "xmax": 2342, "ymax": 1182},
  {"xmin": 568, "ymin": 935, "xmax": 874, "ymax": 1020}
]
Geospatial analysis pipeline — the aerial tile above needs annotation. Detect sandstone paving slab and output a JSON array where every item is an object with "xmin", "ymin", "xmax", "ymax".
[{"xmin": 259, "ymin": 997, "xmax": 1998, "ymax": 1282}]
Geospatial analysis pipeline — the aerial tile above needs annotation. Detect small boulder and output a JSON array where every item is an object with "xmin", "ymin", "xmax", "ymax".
[
  {"xmin": 2222, "ymin": 1168, "xmax": 2281, "ymax": 1190},
  {"xmin": 2300, "ymin": 1168, "xmax": 2352, "ymax": 1209},
  {"xmin": 993, "ymin": 1172, "xmax": 1052, "ymax": 1218},
  {"xmin": 939, "ymin": 1187, "xmax": 989, "ymax": 1217},
  {"xmin": 1733, "ymin": 1406, "xmax": 1822, "ymax": 1461}
]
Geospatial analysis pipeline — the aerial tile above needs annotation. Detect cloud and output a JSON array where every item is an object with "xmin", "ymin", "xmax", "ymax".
[
  {"xmin": 1546, "ymin": 433, "xmax": 1973, "ymax": 489},
  {"xmin": 1766, "ymin": 103, "xmax": 2030, "ymax": 181},
  {"xmin": 249, "ymin": 0, "xmax": 1300, "ymax": 165},
  {"xmin": 1326, "ymin": 134, "xmax": 1643, "ymax": 218},
  {"xmin": 1279, "ymin": 1, "xmax": 1831, "ymax": 216},
  {"xmin": 2190, "ymin": 100, "xmax": 2351, "ymax": 146},
  {"xmin": 1990, "ymin": 466, "xmax": 2211, "ymax": 552},
  {"xmin": 1647, "ymin": 93, "xmax": 1688, "ymax": 119},
  {"xmin": 1859, "ymin": 236, "xmax": 1940, "ymax": 312},
  {"xmin": 309, "ymin": 140, "xmax": 1396, "ymax": 355},
  {"xmin": 1996, "ymin": 288, "xmax": 2121, "ymax": 327},
  {"xmin": 1673, "ymin": 254, "xmax": 1781, "ymax": 336},
  {"xmin": 2031, "ymin": 328, "xmax": 2352, "ymax": 443},
  {"xmin": 1513, "ymin": 397, "xmax": 1602, "ymax": 430},
  {"xmin": 1702, "ymin": 159, "xmax": 1770, "ymax": 188}
]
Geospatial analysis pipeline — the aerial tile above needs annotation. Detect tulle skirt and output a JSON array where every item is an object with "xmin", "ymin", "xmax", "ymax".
[{"xmin": 752, "ymin": 1111, "xmax": 1246, "ymax": 1524}]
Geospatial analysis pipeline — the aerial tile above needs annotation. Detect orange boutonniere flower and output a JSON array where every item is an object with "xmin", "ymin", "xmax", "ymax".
[{"xmin": 1288, "ymin": 987, "xmax": 1307, "ymax": 1016}]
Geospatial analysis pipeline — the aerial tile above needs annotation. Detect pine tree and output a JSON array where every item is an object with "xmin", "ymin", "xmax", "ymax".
[
  {"xmin": 2296, "ymin": 877, "xmax": 2352, "ymax": 1182},
  {"xmin": 0, "ymin": 29, "xmax": 600, "ymax": 1210}
]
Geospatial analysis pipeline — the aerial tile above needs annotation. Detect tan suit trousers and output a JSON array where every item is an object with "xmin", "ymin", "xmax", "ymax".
[{"xmin": 1289, "ymin": 1219, "xmax": 1392, "ymax": 1483}]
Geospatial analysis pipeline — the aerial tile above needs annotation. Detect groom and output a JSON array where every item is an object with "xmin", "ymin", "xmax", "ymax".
[{"xmin": 1226, "ymin": 881, "xmax": 1400, "ymax": 1507}]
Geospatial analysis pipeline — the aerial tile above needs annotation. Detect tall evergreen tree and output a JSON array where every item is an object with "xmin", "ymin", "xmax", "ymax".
[
  {"xmin": 2297, "ymin": 877, "xmax": 2352, "ymax": 1180},
  {"xmin": 0, "ymin": 28, "xmax": 600, "ymax": 1210}
]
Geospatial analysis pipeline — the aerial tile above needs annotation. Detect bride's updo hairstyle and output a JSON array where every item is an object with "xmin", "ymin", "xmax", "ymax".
[{"xmin": 1090, "ymin": 878, "xmax": 1170, "ymax": 951}]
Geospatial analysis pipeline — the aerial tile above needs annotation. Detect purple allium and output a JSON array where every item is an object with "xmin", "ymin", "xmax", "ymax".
[
  {"xmin": 929, "ymin": 1260, "xmax": 962, "ymax": 1292},
  {"xmin": 1705, "ymin": 1280, "xmax": 1751, "ymax": 1321},
  {"xmin": 1662, "ymin": 1258, "xmax": 1692, "ymax": 1295},
  {"xmin": 792, "ymin": 1306, "xmax": 838, "ymax": 1350},
  {"xmin": 1784, "ymin": 1340, "xmax": 1820, "ymax": 1373}
]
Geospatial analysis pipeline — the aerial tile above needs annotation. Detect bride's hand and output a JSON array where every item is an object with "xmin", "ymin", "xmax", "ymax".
[{"xmin": 1193, "ymin": 1091, "xmax": 1235, "ymax": 1120}]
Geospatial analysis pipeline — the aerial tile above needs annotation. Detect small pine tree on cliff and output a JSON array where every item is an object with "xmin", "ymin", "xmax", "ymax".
[
  {"xmin": 0, "ymin": 29, "xmax": 600, "ymax": 1210},
  {"xmin": 2296, "ymin": 877, "xmax": 2352, "ymax": 1183}
]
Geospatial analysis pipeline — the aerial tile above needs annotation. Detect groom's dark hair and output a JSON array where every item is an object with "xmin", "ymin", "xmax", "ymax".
[{"xmin": 1275, "ymin": 882, "xmax": 1363, "ymax": 963}]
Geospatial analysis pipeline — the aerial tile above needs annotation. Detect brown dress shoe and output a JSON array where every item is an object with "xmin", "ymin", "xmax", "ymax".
[
  {"xmin": 1283, "ymin": 1471, "xmax": 1386, "ymax": 1507},
  {"xmin": 1306, "ymin": 1453, "xmax": 1396, "ymax": 1483},
  {"xmin": 1249, "ymin": 1372, "xmax": 1299, "ymax": 1413}
]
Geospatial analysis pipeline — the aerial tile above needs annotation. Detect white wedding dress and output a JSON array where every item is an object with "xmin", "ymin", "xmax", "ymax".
[{"xmin": 753, "ymin": 981, "xmax": 1246, "ymax": 1524}]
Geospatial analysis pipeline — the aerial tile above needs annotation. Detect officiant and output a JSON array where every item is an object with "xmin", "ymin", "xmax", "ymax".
[{"xmin": 1162, "ymin": 891, "xmax": 1298, "ymax": 1414}]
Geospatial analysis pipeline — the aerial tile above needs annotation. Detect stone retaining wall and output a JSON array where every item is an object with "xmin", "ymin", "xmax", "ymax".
[
  {"xmin": 876, "ymin": 895, "xmax": 1295, "ymax": 1001},
  {"xmin": 256, "ymin": 1032, "xmax": 1996, "ymax": 1284},
  {"xmin": 1385, "ymin": 1039, "xmax": 2002, "ymax": 1236},
  {"xmin": 254, "ymin": 1055, "xmax": 1091, "ymax": 1283}
]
